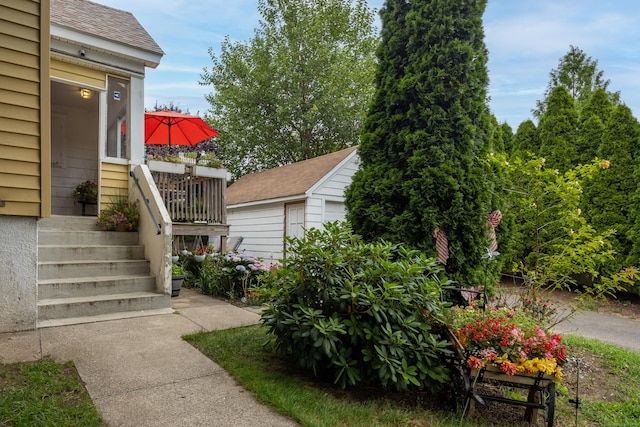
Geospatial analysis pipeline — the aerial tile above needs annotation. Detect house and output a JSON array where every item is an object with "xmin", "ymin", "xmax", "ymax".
[
  {"xmin": 226, "ymin": 146, "xmax": 359, "ymax": 263},
  {"xmin": 0, "ymin": 0, "xmax": 171, "ymax": 333}
]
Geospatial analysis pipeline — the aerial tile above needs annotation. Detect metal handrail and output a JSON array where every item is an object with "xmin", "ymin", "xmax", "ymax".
[{"xmin": 130, "ymin": 170, "xmax": 162, "ymax": 235}]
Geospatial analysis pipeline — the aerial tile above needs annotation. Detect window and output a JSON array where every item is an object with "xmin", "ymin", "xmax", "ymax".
[{"xmin": 106, "ymin": 76, "xmax": 129, "ymax": 158}]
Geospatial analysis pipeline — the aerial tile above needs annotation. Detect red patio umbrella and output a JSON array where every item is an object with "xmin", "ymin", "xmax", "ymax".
[{"xmin": 144, "ymin": 110, "xmax": 219, "ymax": 146}]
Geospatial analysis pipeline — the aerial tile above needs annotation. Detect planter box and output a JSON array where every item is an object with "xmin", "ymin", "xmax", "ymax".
[
  {"xmin": 192, "ymin": 165, "xmax": 227, "ymax": 179},
  {"xmin": 148, "ymin": 160, "xmax": 185, "ymax": 174}
]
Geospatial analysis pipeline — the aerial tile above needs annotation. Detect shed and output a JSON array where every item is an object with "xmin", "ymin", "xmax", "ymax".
[{"xmin": 226, "ymin": 146, "xmax": 359, "ymax": 263}]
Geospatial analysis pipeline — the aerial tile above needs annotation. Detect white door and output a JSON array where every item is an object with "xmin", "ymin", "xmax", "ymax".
[{"xmin": 286, "ymin": 203, "xmax": 306, "ymax": 239}]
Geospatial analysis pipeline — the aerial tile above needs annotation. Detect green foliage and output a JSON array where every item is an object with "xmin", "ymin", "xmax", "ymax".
[
  {"xmin": 196, "ymin": 251, "xmax": 270, "ymax": 299},
  {"xmin": 258, "ymin": 222, "xmax": 451, "ymax": 391},
  {"xmin": 538, "ymin": 86, "xmax": 578, "ymax": 172},
  {"xmin": 503, "ymin": 155, "xmax": 625, "ymax": 297},
  {"xmin": 346, "ymin": 0, "xmax": 499, "ymax": 288},
  {"xmin": 534, "ymin": 45, "xmax": 618, "ymax": 118},
  {"xmin": 583, "ymin": 104, "xmax": 640, "ymax": 270},
  {"xmin": 510, "ymin": 120, "xmax": 539, "ymax": 160},
  {"xmin": 96, "ymin": 198, "xmax": 139, "ymax": 231},
  {"xmin": 200, "ymin": 0, "xmax": 378, "ymax": 179}
]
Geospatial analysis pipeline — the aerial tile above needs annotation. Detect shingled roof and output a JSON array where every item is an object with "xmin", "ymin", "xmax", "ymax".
[
  {"xmin": 51, "ymin": 0, "xmax": 163, "ymax": 57},
  {"xmin": 227, "ymin": 146, "xmax": 358, "ymax": 206}
]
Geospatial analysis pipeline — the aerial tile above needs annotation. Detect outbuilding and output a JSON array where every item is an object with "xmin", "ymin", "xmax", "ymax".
[{"xmin": 226, "ymin": 146, "xmax": 359, "ymax": 263}]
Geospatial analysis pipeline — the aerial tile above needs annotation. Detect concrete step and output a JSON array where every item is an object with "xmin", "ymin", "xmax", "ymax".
[
  {"xmin": 38, "ymin": 245, "xmax": 145, "ymax": 262},
  {"xmin": 38, "ymin": 275, "xmax": 157, "ymax": 299},
  {"xmin": 39, "ymin": 230, "xmax": 139, "ymax": 246},
  {"xmin": 39, "ymin": 215, "xmax": 98, "ymax": 231},
  {"xmin": 37, "ymin": 292, "xmax": 170, "ymax": 321},
  {"xmin": 38, "ymin": 260, "xmax": 151, "ymax": 281},
  {"xmin": 37, "ymin": 307, "xmax": 175, "ymax": 328}
]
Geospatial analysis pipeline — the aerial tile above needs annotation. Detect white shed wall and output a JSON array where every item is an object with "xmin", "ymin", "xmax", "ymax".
[
  {"xmin": 309, "ymin": 154, "xmax": 359, "ymax": 229},
  {"xmin": 227, "ymin": 201, "xmax": 285, "ymax": 264}
]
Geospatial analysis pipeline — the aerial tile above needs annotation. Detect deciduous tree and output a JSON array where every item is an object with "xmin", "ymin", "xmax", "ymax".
[{"xmin": 201, "ymin": 0, "xmax": 378, "ymax": 178}]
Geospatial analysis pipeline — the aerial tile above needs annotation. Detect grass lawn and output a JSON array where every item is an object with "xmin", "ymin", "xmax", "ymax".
[
  {"xmin": 0, "ymin": 357, "xmax": 104, "ymax": 426},
  {"xmin": 185, "ymin": 325, "xmax": 640, "ymax": 427}
]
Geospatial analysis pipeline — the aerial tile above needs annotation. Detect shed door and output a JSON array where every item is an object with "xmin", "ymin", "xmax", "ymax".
[{"xmin": 286, "ymin": 203, "xmax": 305, "ymax": 239}]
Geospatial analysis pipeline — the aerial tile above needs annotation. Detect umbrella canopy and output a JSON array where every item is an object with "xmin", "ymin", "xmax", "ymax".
[{"xmin": 144, "ymin": 110, "xmax": 219, "ymax": 146}]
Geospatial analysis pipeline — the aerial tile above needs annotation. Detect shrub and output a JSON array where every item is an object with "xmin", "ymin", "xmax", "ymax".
[
  {"xmin": 197, "ymin": 251, "xmax": 270, "ymax": 299},
  {"xmin": 258, "ymin": 222, "xmax": 452, "ymax": 391}
]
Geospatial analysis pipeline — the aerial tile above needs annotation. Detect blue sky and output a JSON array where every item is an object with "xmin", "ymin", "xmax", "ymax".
[{"xmin": 95, "ymin": 0, "xmax": 640, "ymax": 128}]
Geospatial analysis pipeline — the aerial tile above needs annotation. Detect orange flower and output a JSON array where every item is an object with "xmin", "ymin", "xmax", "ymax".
[{"xmin": 468, "ymin": 355, "xmax": 484, "ymax": 370}]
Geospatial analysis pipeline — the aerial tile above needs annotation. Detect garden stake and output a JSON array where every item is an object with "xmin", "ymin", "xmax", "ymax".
[{"xmin": 568, "ymin": 357, "xmax": 582, "ymax": 427}]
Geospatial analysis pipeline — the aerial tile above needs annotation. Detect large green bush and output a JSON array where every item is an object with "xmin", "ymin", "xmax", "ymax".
[{"xmin": 258, "ymin": 222, "xmax": 452, "ymax": 391}]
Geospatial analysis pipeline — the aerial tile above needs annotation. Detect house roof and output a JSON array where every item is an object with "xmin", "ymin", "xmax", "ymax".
[
  {"xmin": 227, "ymin": 146, "xmax": 358, "ymax": 206},
  {"xmin": 51, "ymin": 0, "xmax": 164, "ymax": 57}
]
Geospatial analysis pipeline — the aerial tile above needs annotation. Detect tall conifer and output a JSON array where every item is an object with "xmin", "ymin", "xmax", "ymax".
[{"xmin": 346, "ymin": 0, "xmax": 497, "ymax": 286}]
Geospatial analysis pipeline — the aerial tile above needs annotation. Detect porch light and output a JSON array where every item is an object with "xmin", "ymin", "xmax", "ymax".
[{"xmin": 80, "ymin": 88, "xmax": 92, "ymax": 99}]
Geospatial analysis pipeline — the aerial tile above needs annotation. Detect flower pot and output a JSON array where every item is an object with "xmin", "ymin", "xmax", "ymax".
[
  {"xmin": 171, "ymin": 276, "xmax": 185, "ymax": 297},
  {"xmin": 171, "ymin": 255, "xmax": 179, "ymax": 263},
  {"xmin": 148, "ymin": 160, "xmax": 185, "ymax": 174},
  {"xmin": 194, "ymin": 254, "xmax": 206, "ymax": 262},
  {"xmin": 115, "ymin": 223, "xmax": 127, "ymax": 232},
  {"xmin": 192, "ymin": 165, "xmax": 227, "ymax": 179}
]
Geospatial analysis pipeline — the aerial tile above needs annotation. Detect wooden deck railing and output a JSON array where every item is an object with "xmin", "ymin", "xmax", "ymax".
[{"xmin": 150, "ymin": 168, "xmax": 227, "ymax": 225}]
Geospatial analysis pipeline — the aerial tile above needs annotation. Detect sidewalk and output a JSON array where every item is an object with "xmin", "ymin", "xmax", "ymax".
[
  {"xmin": 0, "ymin": 288, "xmax": 298, "ymax": 427},
  {"xmin": 554, "ymin": 310, "xmax": 640, "ymax": 352},
  {"xmin": 1, "ymin": 289, "xmax": 639, "ymax": 426}
]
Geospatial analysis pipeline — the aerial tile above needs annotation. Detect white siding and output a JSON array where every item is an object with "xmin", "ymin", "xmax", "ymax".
[
  {"xmin": 310, "ymin": 153, "xmax": 359, "ymax": 229},
  {"xmin": 227, "ymin": 201, "xmax": 285, "ymax": 263}
]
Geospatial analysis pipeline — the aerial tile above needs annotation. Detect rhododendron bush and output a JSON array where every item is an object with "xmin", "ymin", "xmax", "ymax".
[{"xmin": 448, "ymin": 306, "xmax": 566, "ymax": 382}]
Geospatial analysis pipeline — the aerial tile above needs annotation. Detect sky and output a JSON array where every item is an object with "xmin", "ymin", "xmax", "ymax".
[{"xmin": 93, "ymin": 0, "xmax": 640, "ymax": 129}]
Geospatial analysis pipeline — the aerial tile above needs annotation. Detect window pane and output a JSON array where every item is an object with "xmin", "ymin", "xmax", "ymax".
[{"xmin": 106, "ymin": 76, "xmax": 129, "ymax": 158}]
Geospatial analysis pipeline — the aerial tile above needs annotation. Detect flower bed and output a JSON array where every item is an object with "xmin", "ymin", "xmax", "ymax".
[{"xmin": 448, "ymin": 306, "xmax": 566, "ymax": 382}]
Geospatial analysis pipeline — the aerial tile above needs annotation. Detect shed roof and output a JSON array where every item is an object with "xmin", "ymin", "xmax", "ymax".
[
  {"xmin": 51, "ymin": 0, "xmax": 163, "ymax": 57},
  {"xmin": 227, "ymin": 146, "xmax": 358, "ymax": 206}
]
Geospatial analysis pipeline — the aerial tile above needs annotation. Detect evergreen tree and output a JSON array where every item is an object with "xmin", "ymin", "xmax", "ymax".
[
  {"xmin": 538, "ymin": 86, "xmax": 578, "ymax": 172},
  {"xmin": 590, "ymin": 104, "xmax": 640, "ymax": 268},
  {"xmin": 346, "ymin": 0, "xmax": 499, "ymax": 287},
  {"xmin": 510, "ymin": 120, "xmax": 539, "ymax": 160},
  {"xmin": 534, "ymin": 45, "xmax": 617, "ymax": 118},
  {"xmin": 488, "ymin": 115, "xmax": 505, "ymax": 153},
  {"xmin": 576, "ymin": 88, "xmax": 613, "ymax": 164},
  {"xmin": 501, "ymin": 122, "xmax": 514, "ymax": 155}
]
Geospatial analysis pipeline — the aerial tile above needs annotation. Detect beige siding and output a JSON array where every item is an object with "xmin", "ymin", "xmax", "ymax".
[
  {"xmin": 51, "ymin": 58, "xmax": 106, "ymax": 88},
  {"xmin": 100, "ymin": 162, "xmax": 129, "ymax": 210},
  {"xmin": 0, "ymin": 0, "xmax": 49, "ymax": 217}
]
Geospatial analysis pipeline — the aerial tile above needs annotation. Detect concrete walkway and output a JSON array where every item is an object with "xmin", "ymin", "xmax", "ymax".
[
  {"xmin": 1, "ymin": 289, "xmax": 639, "ymax": 426},
  {"xmin": 554, "ymin": 310, "xmax": 640, "ymax": 352},
  {"xmin": 0, "ymin": 288, "xmax": 297, "ymax": 427}
]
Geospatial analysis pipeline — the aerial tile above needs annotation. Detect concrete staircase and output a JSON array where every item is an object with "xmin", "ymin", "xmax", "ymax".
[{"xmin": 37, "ymin": 216, "xmax": 172, "ymax": 328}]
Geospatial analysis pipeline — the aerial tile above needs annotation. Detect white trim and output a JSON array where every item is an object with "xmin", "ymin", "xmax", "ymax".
[
  {"xmin": 51, "ymin": 25, "xmax": 162, "ymax": 68},
  {"xmin": 306, "ymin": 149, "xmax": 359, "ymax": 197},
  {"xmin": 228, "ymin": 194, "xmax": 308, "ymax": 210}
]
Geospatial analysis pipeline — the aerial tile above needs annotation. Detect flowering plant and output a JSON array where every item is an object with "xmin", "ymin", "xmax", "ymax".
[
  {"xmin": 194, "ymin": 246, "xmax": 207, "ymax": 256},
  {"xmin": 448, "ymin": 306, "xmax": 565, "ymax": 382},
  {"xmin": 96, "ymin": 199, "xmax": 139, "ymax": 231},
  {"xmin": 198, "ymin": 251, "xmax": 270, "ymax": 299},
  {"xmin": 73, "ymin": 180, "xmax": 98, "ymax": 201}
]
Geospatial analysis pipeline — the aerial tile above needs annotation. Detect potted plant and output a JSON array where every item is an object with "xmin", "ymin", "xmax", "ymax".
[
  {"xmin": 147, "ymin": 154, "xmax": 186, "ymax": 174},
  {"xmin": 193, "ymin": 245, "xmax": 207, "ymax": 262},
  {"xmin": 96, "ymin": 199, "xmax": 140, "ymax": 231},
  {"xmin": 73, "ymin": 180, "xmax": 98, "ymax": 202},
  {"xmin": 171, "ymin": 263, "xmax": 187, "ymax": 297},
  {"xmin": 192, "ymin": 153, "xmax": 226, "ymax": 178}
]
